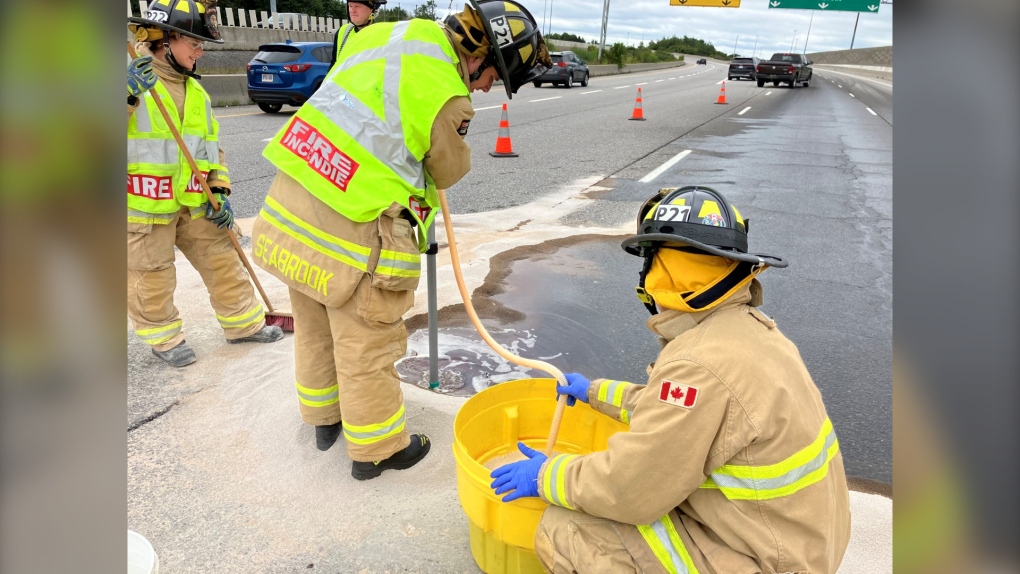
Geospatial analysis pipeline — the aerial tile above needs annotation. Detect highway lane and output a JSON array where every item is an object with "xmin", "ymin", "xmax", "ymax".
[{"xmin": 207, "ymin": 60, "xmax": 892, "ymax": 483}]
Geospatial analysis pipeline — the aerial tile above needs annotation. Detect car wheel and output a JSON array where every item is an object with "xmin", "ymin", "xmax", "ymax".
[
  {"xmin": 757, "ymin": 79, "xmax": 765, "ymax": 87},
  {"xmin": 802, "ymin": 80, "xmax": 810, "ymax": 88},
  {"xmin": 581, "ymin": 72, "xmax": 589, "ymax": 87},
  {"xmin": 564, "ymin": 74, "xmax": 573, "ymax": 89},
  {"xmin": 534, "ymin": 81, "xmax": 542, "ymax": 88},
  {"xmin": 788, "ymin": 75, "xmax": 797, "ymax": 88},
  {"xmin": 773, "ymin": 81, "xmax": 780, "ymax": 87},
  {"xmin": 258, "ymin": 102, "xmax": 283, "ymax": 113}
]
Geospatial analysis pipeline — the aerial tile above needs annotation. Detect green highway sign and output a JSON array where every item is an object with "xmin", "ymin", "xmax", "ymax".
[{"xmin": 768, "ymin": 0, "xmax": 880, "ymax": 12}]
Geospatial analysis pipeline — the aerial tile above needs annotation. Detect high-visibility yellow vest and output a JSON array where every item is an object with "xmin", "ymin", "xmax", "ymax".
[
  {"xmin": 127, "ymin": 77, "xmax": 225, "ymax": 224},
  {"xmin": 262, "ymin": 19, "xmax": 468, "ymax": 250},
  {"xmin": 334, "ymin": 23, "xmax": 356, "ymax": 62}
]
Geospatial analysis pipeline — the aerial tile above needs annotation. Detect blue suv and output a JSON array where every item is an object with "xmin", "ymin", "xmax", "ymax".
[{"xmin": 247, "ymin": 41, "xmax": 332, "ymax": 113}]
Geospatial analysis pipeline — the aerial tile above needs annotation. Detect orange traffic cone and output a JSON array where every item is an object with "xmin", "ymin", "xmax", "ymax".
[
  {"xmin": 489, "ymin": 103, "xmax": 519, "ymax": 158},
  {"xmin": 629, "ymin": 87, "xmax": 646, "ymax": 121},
  {"xmin": 715, "ymin": 81, "xmax": 728, "ymax": 105}
]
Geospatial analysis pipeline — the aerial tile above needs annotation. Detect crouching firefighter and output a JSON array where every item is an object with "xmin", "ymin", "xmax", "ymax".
[
  {"xmin": 490, "ymin": 186, "xmax": 852, "ymax": 573},
  {"xmin": 252, "ymin": 0, "xmax": 551, "ymax": 479},
  {"xmin": 127, "ymin": 0, "xmax": 283, "ymax": 368}
]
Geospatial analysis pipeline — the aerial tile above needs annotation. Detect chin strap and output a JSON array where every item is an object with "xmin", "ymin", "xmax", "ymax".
[
  {"xmin": 634, "ymin": 245, "xmax": 660, "ymax": 316},
  {"xmin": 163, "ymin": 39, "xmax": 201, "ymax": 79},
  {"xmin": 469, "ymin": 56, "xmax": 493, "ymax": 82}
]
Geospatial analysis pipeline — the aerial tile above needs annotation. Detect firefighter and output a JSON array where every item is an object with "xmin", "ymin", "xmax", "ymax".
[
  {"xmin": 253, "ymin": 0, "xmax": 550, "ymax": 479},
  {"xmin": 329, "ymin": 0, "xmax": 387, "ymax": 67},
  {"xmin": 491, "ymin": 186, "xmax": 852, "ymax": 573},
  {"xmin": 127, "ymin": 0, "xmax": 283, "ymax": 368}
]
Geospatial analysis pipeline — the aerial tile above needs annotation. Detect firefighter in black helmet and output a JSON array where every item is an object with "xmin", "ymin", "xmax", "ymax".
[
  {"xmin": 490, "ymin": 186, "xmax": 850, "ymax": 574},
  {"xmin": 329, "ymin": 0, "xmax": 388, "ymax": 67}
]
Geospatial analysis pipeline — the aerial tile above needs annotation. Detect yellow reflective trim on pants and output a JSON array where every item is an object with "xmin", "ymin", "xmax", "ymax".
[
  {"xmin": 637, "ymin": 516, "xmax": 699, "ymax": 574},
  {"xmin": 541, "ymin": 454, "xmax": 579, "ymax": 509},
  {"xmin": 699, "ymin": 418, "xmax": 839, "ymax": 500},
  {"xmin": 342, "ymin": 405, "xmax": 406, "ymax": 445},
  {"xmin": 260, "ymin": 196, "xmax": 371, "ymax": 271},
  {"xmin": 216, "ymin": 306, "xmax": 265, "ymax": 330},
  {"xmin": 135, "ymin": 320, "xmax": 183, "ymax": 345},
  {"xmin": 127, "ymin": 209, "xmax": 177, "ymax": 225},
  {"xmin": 295, "ymin": 381, "xmax": 339, "ymax": 407}
]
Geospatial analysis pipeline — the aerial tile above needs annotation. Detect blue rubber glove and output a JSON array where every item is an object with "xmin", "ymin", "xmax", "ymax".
[
  {"xmin": 206, "ymin": 192, "xmax": 233, "ymax": 229},
  {"xmin": 556, "ymin": 372, "xmax": 591, "ymax": 407},
  {"xmin": 128, "ymin": 55, "xmax": 158, "ymax": 97},
  {"xmin": 490, "ymin": 442, "xmax": 547, "ymax": 502}
]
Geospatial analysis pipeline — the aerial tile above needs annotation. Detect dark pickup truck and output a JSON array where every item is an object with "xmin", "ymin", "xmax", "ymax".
[{"xmin": 756, "ymin": 53, "xmax": 813, "ymax": 88}]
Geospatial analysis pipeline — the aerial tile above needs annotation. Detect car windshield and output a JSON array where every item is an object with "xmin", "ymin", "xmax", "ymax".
[
  {"xmin": 252, "ymin": 47, "xmax": 302, "ymax": 64},
  {"xmin": 732, "ymin": 59, "xmax": 752, "ymax": 64},
  {"xmin": 551, "ymin": 55, "xmax": 564, "ymax": 63}
]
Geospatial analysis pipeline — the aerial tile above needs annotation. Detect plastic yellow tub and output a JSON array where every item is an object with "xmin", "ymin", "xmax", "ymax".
[{"xmin": 453, "ymin": 378, "xmax": 628, "ymax": 574}]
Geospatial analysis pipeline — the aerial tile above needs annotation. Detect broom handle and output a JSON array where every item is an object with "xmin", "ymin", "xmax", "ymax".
[
  {"xmin": 128, "ymin": 42, "xmax": 276, "ymax": 314},
  {"xmin": 437, "ymin": 189, "xmax": 568, "ymax": 457}
]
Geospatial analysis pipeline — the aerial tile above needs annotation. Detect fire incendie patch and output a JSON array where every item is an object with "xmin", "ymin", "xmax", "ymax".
[
  {"xmin": 457, "ymin": 120, "xmax": 471, "ymax": 136},
  {"xmin": 659, "ymin": 380, "xmax": 699, "ymax": 409}
]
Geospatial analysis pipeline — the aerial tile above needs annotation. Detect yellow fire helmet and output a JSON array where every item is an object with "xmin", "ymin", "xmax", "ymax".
[{"xmin": 621, "ymin": 186, "xmax": 787, "ymax": 315}]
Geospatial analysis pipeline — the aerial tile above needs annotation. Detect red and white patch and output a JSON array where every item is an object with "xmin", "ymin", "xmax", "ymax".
[
  {"xmin": 659, "ymin": 380, "xmax": 699, "ymax": 409},
  {"xmin": 408, "ymin": 197, "xmax": 431, "ymax": 222},
  {"xmin": 128, "ymin": 174, "xmax": 173, "ymax": 200},
  {"xmin": 280, "ymin": 117, "xmax": 359, "ymax": 191}
]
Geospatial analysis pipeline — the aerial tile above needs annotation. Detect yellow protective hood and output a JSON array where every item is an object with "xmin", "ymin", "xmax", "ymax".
[
  {"xmin": 446, "ymin": 3, "xmax": 491, "ymax": 58},
  {"xmin": 644, "ymin": 247, "xmax": 764, "ymax": 313}
]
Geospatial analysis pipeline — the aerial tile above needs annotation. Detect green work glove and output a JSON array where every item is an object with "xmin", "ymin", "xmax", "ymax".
[
  {"xmin": 128, "ymin": 55, "xmax": 157, "ymax": 97},
  {"xmin": 206, "ymin": 192, "xmax": 233, "ymax": 229}
]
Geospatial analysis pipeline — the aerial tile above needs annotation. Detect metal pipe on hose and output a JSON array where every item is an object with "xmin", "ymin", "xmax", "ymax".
[{"xmin": 437, "ymin": 189, "xmax": 569, "ymax": 458}]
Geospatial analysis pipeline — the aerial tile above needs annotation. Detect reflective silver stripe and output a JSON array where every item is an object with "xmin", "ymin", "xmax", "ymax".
[
  {"xmin": 306, "ymin": 21, "xmax": 454, "ymax": 190},
  {"xmin": 189, "ymin": 206, "xmax": 206, "ymax": 219},
  {"xmin": 297, "ymin": 387, "xmax": 338, "ymax": 404},
  {"xmin": 649, "ymin": 519, "xmax": 689, "ymax": 574},
  {"xmin": 134, "ymin": 93, "xmax": 153, "ymax": 133},
  {"xmin": 546, "ymin": 455, "xmax": 569, "ymax": 507},
  {"xmin": 128, "ymin": 209, "xmax": 176, "ymax": 223},
  {"xmin": 377, "ymin": 252, "xmax": 420, "ymax": 273},
  {"xmin": 204, "ymin": 96, "xmax": 213, "ymax": 133},
  {"xmin": 709, "ymin": 428, "xmax": 838, "ymax": 492},
  {"xmin": 342, "ymin": 411, "xmax": 406, "ymax": 441},
  {"xmin": 606, "ymin": 380, "xmax": 625, "ymax": 406},
  {"xmin": 261, "ymin": 201, "xmax": 372, "ymax": 267},
  {"xmin": 128, "ymin": 136, "xmax": 217, "ymax": 165}
]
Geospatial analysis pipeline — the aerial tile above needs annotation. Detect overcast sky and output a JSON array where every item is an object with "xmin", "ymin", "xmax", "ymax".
[{"xmin": 438, "ymin": 0, "xmax": 893, "ymax": 57}]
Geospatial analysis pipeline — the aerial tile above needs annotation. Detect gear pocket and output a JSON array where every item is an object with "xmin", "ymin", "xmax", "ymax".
[
  {"xmin": 356, "ymin": 275, "xmax": 415, "ymax": 324},
  {"xmin": 127, "ymin": 221, "xmax": 157, "ymax": 271},
  {"xmin": 372, "ymin": 214, "xmax": 421, "ymax": 292}
]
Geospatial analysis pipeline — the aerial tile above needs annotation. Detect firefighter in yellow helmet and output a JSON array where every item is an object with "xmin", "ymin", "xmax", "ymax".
[
  {"xmin": 127, "ymin": 0, "xmax": 283, "ymax": 368},
  {"xmin": 252, "ymin": 0, "xmax": 550, "ymax": 479},
  {"xmin": 329, "ymin": 0, "xmax": 387, "ymax": 67},
  {"xmin": 491, "ymin": 186, "xmax": 852, "ymax": 573}
]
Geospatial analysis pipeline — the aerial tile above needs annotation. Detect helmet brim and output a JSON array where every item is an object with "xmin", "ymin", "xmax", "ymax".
[
  {"xmin": 621, "ymin": 233, "xmax": 788, "ymax": 268},
  {"xmin": 127, "ymin": 16, "xmax": 226, "ymax": 44},
  {"xmin": 467, "ymin": 0, "xmax": 514, "ymax": 99}
]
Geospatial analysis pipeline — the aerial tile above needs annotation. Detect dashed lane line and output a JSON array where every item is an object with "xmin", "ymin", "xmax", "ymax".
[
  {"xmin": 738, "ymin": 107, "xmax": 751, "ymax": 115},
  {"xmin": 580, "ymin": 90, "xmax": 603, "ymax": 94},
  {"xmin": 639, "ymin": 149, "xmax": 692, "ymax": 183},
  {"xmin": 529, "ymin": 96, "xmax": 562, "ymax": 103},
  {"xmin": 866, "ymin": 108, "xmax": 878, "ymax": 116}
]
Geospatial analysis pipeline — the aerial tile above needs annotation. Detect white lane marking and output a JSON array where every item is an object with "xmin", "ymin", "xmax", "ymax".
[
  {"xmin": 655, "ymin": 79, "xmax": 664, "ymax": 83},
  {"xmin": 849, "ymin": 93, "xmax": 856, "ymax": 98},
  {"xmin": 838, "ymin": 85, "xmax": 843, "ymax": 88},
  {"xmin": 614, "ymin": 85, "xmax": 631, "ymax": 89},
  {"xmin": 262, "ymin": 137, "xmax": 272, "ymax": 141},
  {"xmin": 639, "ymin": 150, "xmax": 692, "ymax": 183},
  {"xmin": 738, "ymin": 106, "xmax": 751, "ymax": 115},
  {"xmin": 636, "ymin": 82, "xmax": 648, "ymax": 86},
  {"xmin": 473, "ymin": 105, "xmax": 502, "ymax": 111},
  {"xmin": 529, "ymin": 96, "xmax": 562, "ymax": 103},
  {"xmin": 866, "ymin": 107, "xmax": 878, "ymax": 116},
  {"xmin": 816, "ymin": 68, "xmax": 893, "ymax": 88},
  {"xmin": 668, "ymin": 77, "xmax": 676, "ymax": 80},
  {"xmin": 765, "ymin": 91, "xmax": 772, "ymax": 95},
  {"xmin": 580, "ymin": 90, "xmax": 602, "ymax": 94}
]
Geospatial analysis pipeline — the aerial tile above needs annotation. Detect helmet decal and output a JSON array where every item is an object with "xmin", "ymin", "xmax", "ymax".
[{"xmin": 488, "ymin": 15, "xmax": 512, "ymax": 47}]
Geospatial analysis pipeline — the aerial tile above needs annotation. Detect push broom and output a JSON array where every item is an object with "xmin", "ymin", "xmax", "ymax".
[
  {"xmin": 128, "ymin": 42, "xmax": 293, "ymax": 331},
  {"xmin": 437, "ymin": 189, "xmax": 568, "ymax": 458}
]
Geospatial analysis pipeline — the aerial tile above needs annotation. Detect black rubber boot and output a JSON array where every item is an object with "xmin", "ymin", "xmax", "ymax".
[
  {"xmin": 315, "ymin": 423, "xmax": 342, "ymax": 451},
  {"xmin": 351, "ymin": 434, "xmax": 431, "ymax": 480},
  {"xmin": 151, "ymin": 341, "xmax": 197, "ymax": 367},
  {"xmin": 227, "ymin": 325, "xmax": 284, "ymax": 344}
]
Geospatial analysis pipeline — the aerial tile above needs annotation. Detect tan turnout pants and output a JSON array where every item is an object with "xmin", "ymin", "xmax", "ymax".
[
  {"xmin": 127, "ymin": 206, "xmax": 265, "ymax": 351},
  {"xmin": 289, "ymin": 274, "xmax": 412, "ymax": 462},
  {"xmin": 535, "ymin": 507, "xmax": 699, "ymax": 574}
]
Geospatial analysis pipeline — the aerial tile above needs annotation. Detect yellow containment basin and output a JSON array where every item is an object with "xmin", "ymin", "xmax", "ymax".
[{"xmin": 453, "ymin": 378, "xmax": 628, "ymax": 574}]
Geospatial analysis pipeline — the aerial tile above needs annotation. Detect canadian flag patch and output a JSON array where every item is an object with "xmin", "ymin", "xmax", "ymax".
[{"xmin": 659, "ymin": 380, "xmax": 699, "ymax": 409}]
